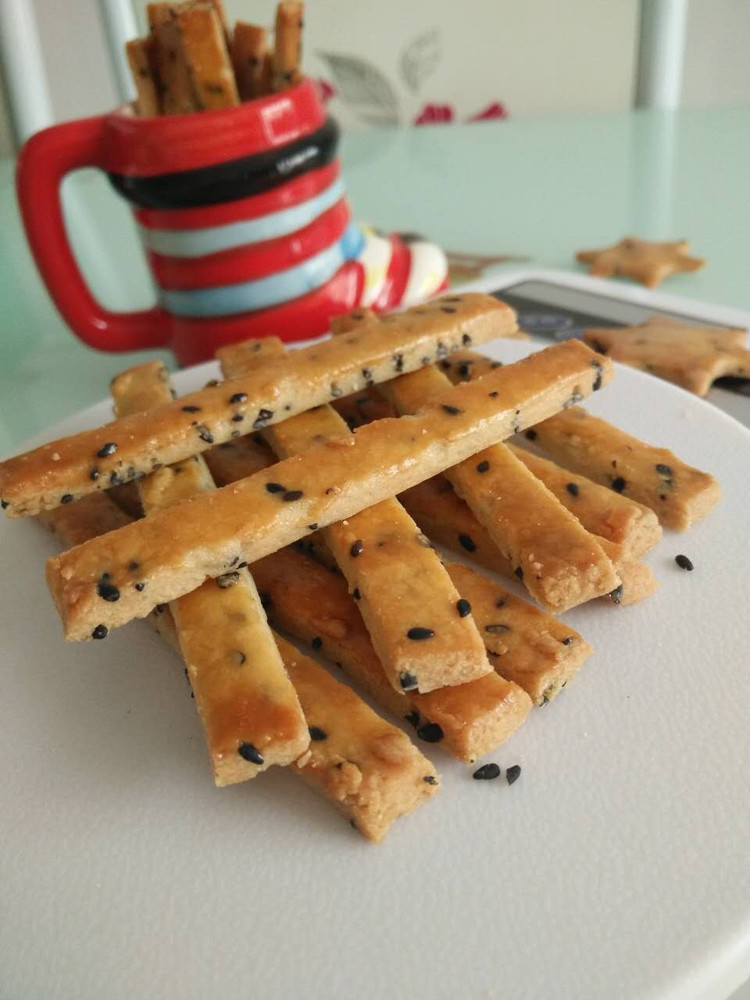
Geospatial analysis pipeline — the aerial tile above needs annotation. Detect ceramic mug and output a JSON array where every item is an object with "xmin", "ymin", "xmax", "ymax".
[{"xmin": 16, "ymin": 80, "xmax": 447, "ymax": 366}]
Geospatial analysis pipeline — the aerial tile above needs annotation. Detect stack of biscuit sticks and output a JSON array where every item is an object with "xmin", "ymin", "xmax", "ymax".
[
  {"xmin": 0, "ymin": 294, "xmax": 720, "ymax": 841},
  {"xmin": 126, "ymin": 0, "xmax": 304, "ymax": 117}
]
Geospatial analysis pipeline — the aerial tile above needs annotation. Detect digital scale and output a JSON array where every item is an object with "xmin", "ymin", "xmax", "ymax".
[{"xmin": 458, "ymin": 268, "xmax": 750, "ymax": 428}]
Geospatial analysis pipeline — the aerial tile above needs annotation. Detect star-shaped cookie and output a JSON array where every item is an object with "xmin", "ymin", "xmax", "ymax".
[
  {"xmin": 576, "ymin": 236, "xmax": 705, "ymax": 288},
  {"xmin": 583, "ymin": 318, "xmax": 749, "ymax": 396}
]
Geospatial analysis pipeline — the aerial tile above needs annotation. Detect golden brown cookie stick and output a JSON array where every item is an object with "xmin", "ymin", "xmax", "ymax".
[
  {"xmin": 444, "ymin": 563, "xmax": 592, "ymax": 705},
  {"xmin": 46, "ymin": 341, "xmax": 613, "ymax": 641},
  {"xmin": 528, "ymin": 407, "xmax": 720, "ymax": 532},
  {"xmin": 278, "ymin": 636, "xmax": 439, "ymax": 842},
  {"xmin": 111, "ymin": 361, "xmax": 308, "ymax": 785},
  {"xmin": 252, "ymin": 548, "xmax": 532, "ymax": 762},
  {"xmin": 219, "ymin": 338, "xmax": 490, "ymax": 694},
  {"xmin": 272, "ymin": 0, "xmax": 304, "ymax": 91},
  {"xmin": 441, "ymin": 347, "xmax": 720, "ymax": 531},
  {"xmin": 399, "ymin": 476, "xmax": 656, "ymax": 608},
  {"xmin": 125, "ymin": 37, "xmax": 162, "ymax": 116},
  {"xmin": 151, "ymin": 17, "xmax": 199, "ymax": 116},
  {"xmin": 176, "ymin": 4, "xmax": 239, "ymax": 111},
  {"xmin": 231, "ymin": 22, "xmax": 269, "ymax": 100},
  {"xmin": 0, "ymin": 294, "xmax": 513, "ymax": 518},
  {"xmin": 380, "ymin": 364, "xmax": 618, "ymax": 613},
  {"xmin": 507, "ymin": 445, "xmax": 661, "ymax": 556}
]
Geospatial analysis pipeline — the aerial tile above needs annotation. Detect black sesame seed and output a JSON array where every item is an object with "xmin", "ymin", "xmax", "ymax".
[
  {"xmin": 182, "ymin": 405, "xmax": 201, "ymax": 413},
  {"xmin": 436, "ymin": 341, "xmax": 448, "ymax": 360},
  {"xmin": 97, "ymin": 581, "xmax": 120, "ymax": 602},
  {"xmin": 238, "ymin": 743, "xmax": 264, "ymax": 765},
  {"xmin": 506, "ymin": 764, "xmax": 522, "ymax": 785},
  {"xmin": 561, "ymin": 636, "xmax": 575, "ymax": 645},
  {"xmin": 393, "ymin": 352, "xmax": 404, "ymax": 372},
  {"xmin": 282, "ymin": 490, "xmax": 303, "ymax": 502},
  {"xmin": 611, "ymin": 477, "xmax": 626, "ymax": 493},
  {"xmin": 204, "ymin": 378, "xmax": 220, "ymax": 388},
  {"xmin": 89, "ymin": 468, "xmax": 100, "ymax": 481},
  {"xmin": 353, "ymin": 588, "xmax": 361, "ymax": 600},
  {"xmin": 473, "ymin": 763, "xmax": 501, "ymax": 780},
  {"xmin": 514, "ymin": 566, "xmax": 524, "ymax": 580},
  {"xmin": 231, "ymin": 414, "xmax": 244, "ymax": 422},
  {"xmin": 309, "ymin": 726, "xmax": 327, "ymax": 741},
  {"xmin": 485, "ymin": 624, "xmax": 509, "ymax": 634},
  {"xmin": 462, "ymin": 333, "xmax": 472, "ymax": 346},
  {"xmin": 329, "ymin": 383, "xmax": 343, "ymax": 398},
  {"xmin": 566, "ymin": 482, "xmax": 580, "ymax": 497},
  {"xmin": 442, "ymin": 404, "xmax": 462, "ymax": 415},
  {"xmin": 128, "ymin": 560, "xmax": 139, "ymax": 571},
  {"xmin": 266, "ymin": 482, "xmax": 285, "ymax": 493},
  {"xmin": 459, "ymin": 534, "xmax": 476, "ymax": 553},
  {"xmin": 134, "ymin": 582, "xmax": 145, "ymax": 592},
  {"xmin": 350, "ymin": 539, "xmax": 364, "ymax": 558},
  {"xmin": 490, "ymin": 361, "xmax": 503, "ymax": 369},
  {"xmin": 97, "ymin": 442, "xmax": 117, "ymax": 458},
  {"xmin": 489, "ymin": 391, "xmax": 499, "ymax": 398},
  {"xmin": 495, "ymin": 598, "xmax": 506, "ymax": 608},
  {"xmin": 675, "ymin": 554, "xmax": 694, "ymax": 571},
  {"xmin": 407, "ymin": 626, "xmax": 435, "ymax": 641},
  {"xmin": 656, "ymin": 463, "xmax": 673, "ymax": 476},
  {"xmin": 232, "ymin": 650, "xmax": 247, "ymax": 665},
  {"xmin": 91, "ymin": 624, "xmax": 108, "ymax": 640},
  {"xmin": 229, "ymin": 393, "xmax": 247, "ymax": 404},
  {"xmin": 399, "ymin": 671, "xmax": 419, "ymax": 691},
  {"xmin": 253, "ymin": 408, "xmax": 274, "ymax": 429},
  {"xmin": 0, "ymin": 500, "xmax": 8, "ymax": 510},
  {"xmin": 61, "ymin": 494, "xmax": 73, "ymax": 504},
  {"xmin": 456, "ymin": 598, "xmax": 472, "ymax": 618},
  {"xmin": 591, "ymin": 360, "xmax": 604, "ymax": 391},
  {"xmin": 311, "ymin": 637, "xmax": 323, "ymax": 650},
  {"xmin": 609, "ymin": 585, "xmax": 624, "ymax": 604},
  {"xmin": 423, "ymin": 775, "xmax": 438, "ymax": 785},
  {"xmin": 195, "ymin": 425, "xmax": 214, "ymax": 444},
  {"xmin": 525, "ymin": 429, "xmax": 537, "ymax": 440},
  {"xmin": 458, "ymin": 362, "xmax": 473, "ymax": 378},
  {"xmin": 307, "ymin": 523, "xmax": 318, "ymax": 531},
  {"xmin": 216, "ymin": 572, "xmax": 240, "ymax": 588},
  {"xmin": 476, "ymin": 460, "xmax": 490, "ymax": 474},
  {"xmin": 417, "ymin": 722, "xmax": 444, "ymax": 743}
]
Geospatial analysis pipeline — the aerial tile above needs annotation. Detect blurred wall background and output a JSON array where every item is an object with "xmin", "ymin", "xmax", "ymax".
[{"xmin": 1, "ymin": 0, "xmax": 749, "ymax": 153}]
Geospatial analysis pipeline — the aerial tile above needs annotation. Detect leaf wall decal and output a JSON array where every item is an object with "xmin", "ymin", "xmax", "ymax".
[
  {"xmin": 317, "ymin": 51, "xmax": 400, "ymax": 126},
  {"xmin": 399, "ymin": 28, "xmax": 441, "ymax": 94}
]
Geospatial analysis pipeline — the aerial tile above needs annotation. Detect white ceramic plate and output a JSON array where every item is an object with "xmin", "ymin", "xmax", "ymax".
[{"xmin": 2, "ymin": 340, "xmax": 750, "ymax": 1000}]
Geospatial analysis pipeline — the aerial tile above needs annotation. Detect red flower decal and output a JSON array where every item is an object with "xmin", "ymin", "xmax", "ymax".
[
  {"xmin": 466, "ymin": 101, "xmax": 508, "ymax": 122},
  {"xmin": 314, "ymin": 78, "xmax": 337, "ymax": 104},
  {"xmin": 413, "ymin": 103, "xmax": 455, "ymax": 126}
]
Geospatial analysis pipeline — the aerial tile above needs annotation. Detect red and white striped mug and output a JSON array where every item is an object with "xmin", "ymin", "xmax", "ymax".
[{"xmin": 17, "ymin": 80, "xmax": 447, "ymax": 365}]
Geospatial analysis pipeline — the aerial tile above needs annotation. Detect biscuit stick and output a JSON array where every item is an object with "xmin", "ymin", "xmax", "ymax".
[
  {"xmin": 252, "ymin": 548, "xmax": 532, "ymax": 762},
  {"xmin": 507, "ymin": 445, "xmax": 661, "ymax": 557},
  {"xmin": 219, "ymin": 338, "xmax": 490, "ymax": 694},
  {"xmin": 0, "ymin": 293, "xmax": 513, "ymax": 518},
  {"xmin": 441, "ymin": 347, "xmax": 721, "ymax": 532},
  {"xmin": 111, "ymin": 361, "xmax": 309, "ymax": 785},
  {"xmin": 151, "ymin": 17, "xmax": 199, "ymax": 115},
  {"xmin": 278, "ymin": 636, "xmax": 439, "ymax": 842},
  {"xmin": 125, "ymin": 37, "xmax": 162, "ymax": 116},
  {"xmin": 46, "ymin": 341, "xmax": 613, "ymax": 641},
  {"xmin": 176, "ymin": 3, "xmax": 239, "ymax": 111},
  {"xmin": 399, "ymin": 476, "xmax": 657, "ymax": 607},
  {"xmin": 444, "ymin": 563, "xmax": 592, "ymax": 705},
  {"xmin": 273, "ymin": 0, "xmax": 304, "ymax": 91},
  {"xmin": 231, "ymin": 22, "xmax": 269, "ymax": 100},
  {"xmin": 375, "ymin": 367, "xmax": 618, "ymax": 614}
]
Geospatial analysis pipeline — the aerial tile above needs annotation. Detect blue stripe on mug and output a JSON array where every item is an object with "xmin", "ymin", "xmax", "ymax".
[
  {"xmin": 141, "ymin": 178, "xmax": 347, "ymax": 259},
  {"xmin": 158, "ymin": 223, "xmax": 365, "ymax": 318}
]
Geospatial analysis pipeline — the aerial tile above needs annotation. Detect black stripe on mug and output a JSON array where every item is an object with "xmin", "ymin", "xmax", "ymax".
[{"xmin": 107, "ymin": 118, "xmax": 340, "ymax": 211}]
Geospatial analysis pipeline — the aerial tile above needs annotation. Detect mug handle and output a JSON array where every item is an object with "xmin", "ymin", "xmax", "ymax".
[{"xmin": 16, "ymin": 115, "xmax": 171, "ymax": 353}]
